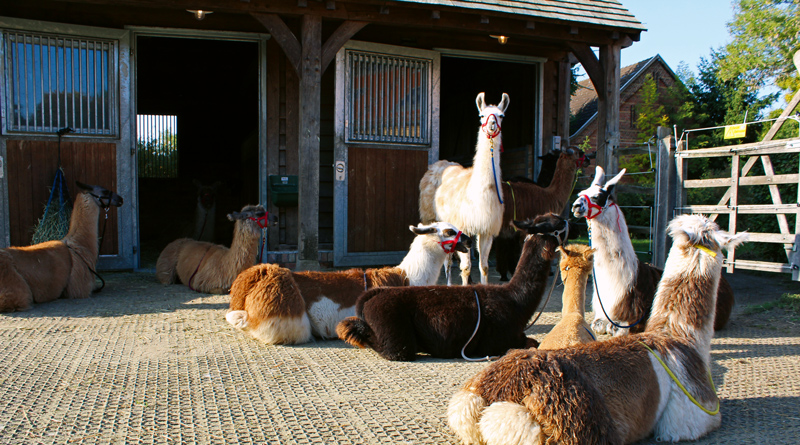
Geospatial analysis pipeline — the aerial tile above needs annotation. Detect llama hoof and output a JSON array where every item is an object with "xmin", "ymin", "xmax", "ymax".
[
  {"xmin": 591, "ymin": 319, "xmax": 609, "ymax": 335},
  {"xmin": 609, "ymin": 325, "xmax": 630, "ymax": 337}
]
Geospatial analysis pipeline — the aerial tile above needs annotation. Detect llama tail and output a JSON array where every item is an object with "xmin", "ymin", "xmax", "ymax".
[
  {"xmin": 419, "ymin": 160, "xmax": 458, "ymax": 223},
  {"xmin": 336, "ymin": 316, "xmax": 375, "ymax": 349},
  {"xmin": 155, "ymin": 238, "xmax": 190, "ymax": 285}
]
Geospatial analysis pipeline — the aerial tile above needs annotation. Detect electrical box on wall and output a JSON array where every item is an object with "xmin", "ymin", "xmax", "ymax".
[{"xmin": 552, "ymin": 136, "xmax": 561, "ymax": 151}]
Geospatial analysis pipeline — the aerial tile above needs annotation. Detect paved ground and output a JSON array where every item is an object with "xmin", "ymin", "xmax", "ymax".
[{"xmin": 0, "ymin": 265, "xmax": 798, "ymax": 444}]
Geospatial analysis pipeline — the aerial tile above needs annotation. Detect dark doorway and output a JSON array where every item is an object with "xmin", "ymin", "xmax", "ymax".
[
  {"xmin": 439, "ymin": 57, "xmax": 538, "ymax": 179},
  {"xmin": 136, "ymin": 36, "xmax": 259, "ymax": 268}
]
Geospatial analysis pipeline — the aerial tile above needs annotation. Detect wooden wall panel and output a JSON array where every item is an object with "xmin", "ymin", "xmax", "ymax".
[
  {"xmin": 6, "ymin": 140, "xmax": 119, "ymax": 255},
  {"xmin": 347, "ymin": 147, "xmax": 428, "ymax": 253}
]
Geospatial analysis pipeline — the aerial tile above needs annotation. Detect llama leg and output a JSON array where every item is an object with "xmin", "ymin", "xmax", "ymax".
[
  {"xmin": 477, "ymin": 234, "xmax": 494, "ymax": 285},
  {"xmin": 458, "ymin": 250, "xmax": 472, "ymax": 286},
  {"xmin": 0, "ymin": 260, "xmax": 34, "ymax": 312}
]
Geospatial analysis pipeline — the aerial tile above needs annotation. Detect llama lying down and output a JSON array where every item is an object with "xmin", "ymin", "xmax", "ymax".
[
  {"xmin": 225, "ymin": 222, "xmax": 472, "ymax": 345},
  {"xmin": 0, "ymin": 182, "xmax": 123, "ymax": 312},
  {"xmin": 336, "ymin": 213, "xmax": 575, "ymax": 362},
  {"xmin": 573, "ymin": 167, "xmax": 735, "ymax": 334},
  {"xmin": 448, "ymin": 214, "xmax": 747, "ymax": 445},
  {"xmin": 156, "ymin": 204, "xmax": 268, "ymax": 294}
]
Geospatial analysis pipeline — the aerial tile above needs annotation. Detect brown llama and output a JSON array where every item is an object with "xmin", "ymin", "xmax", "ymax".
[
  {"xmin": 495, "ymin": 148, "xmax": 591, "ymax": 281},
  {"xmin": 156, "ymin": 204, "xmax": 268, "ymax": 294},
  {"xmin": 0, "ymin": 182, "xmax": 124, "ymax": 312},
  {"xmin": 572, "ymin": 167, "xmax": 735, "ymax": 334},
  {"xmin": 225, "ymin": 222, "xmax": 472, "ymax": 345},
  {"xmin": 448, "ymin": 214, "xmax": 748, "ymax": 445},
  {"xmin": 538, "ymin": 243, "xmax": 596, "ymax": 350},
  {"xmin": 419, "ymin": 92, "xmax": 509, "ymax": 285},
  {"xmin": 336, "ymin": 214, "xmax": 576, "ymax": 362}
]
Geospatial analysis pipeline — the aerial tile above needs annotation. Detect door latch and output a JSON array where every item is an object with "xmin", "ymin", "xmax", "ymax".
[{"xmin": 335, "ymin": 161, "xmax": 346, "ymax": 181}]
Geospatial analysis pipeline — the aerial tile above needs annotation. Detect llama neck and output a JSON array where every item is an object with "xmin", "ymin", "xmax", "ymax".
[
  {"xmin": 561, "ymin": 269, "xmax": 590, "ymax": 317},
  {"xmin": 589, "ymin": 202, "xmax": 638, "ymax": 283},
  {"xmin": 507, "ymin": 235, "xmax": 559, "ymax": 308},
  {"xmin": 397, "ymin": 235, "xmax": 446, "ymax": 286},
  {"xmin": 545, "ymin": 155, "xmax": 578, "ymax": 210},
  {"xmin": 470, "ymin": 131, "xmax": 503, "ymax": 191},
  {"xmin": 227, "ymin": 221, "xmax": 260, "ymax": 270},
  {"xmin": 646, "ymin": 246, "xmax": 721, "ymax": 360},
  {"xmin": 194, "ymin": 202, "xmax": 216, "ymax": 239},
  {"xmin": 63, "ymin": 193, "xmax": 101, "ymax": 260}
]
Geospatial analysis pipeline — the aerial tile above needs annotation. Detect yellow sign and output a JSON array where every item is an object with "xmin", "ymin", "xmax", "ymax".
[{"xmin": 724, "ymin": 124, "xmax": 747, "ymax": 139}]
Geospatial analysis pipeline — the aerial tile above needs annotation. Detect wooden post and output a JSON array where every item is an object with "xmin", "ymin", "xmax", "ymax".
[
  {"xmin": 653, "ymin": 126, "xmax": 673, "ymax": 268},
  {"xmin": 728, "ymin": 154, "xmax": 740, "ymax": 274},
  {"xmin": 596, "ymin": 43, "xmax": 621, "ymax": 175},
  {"xmin": 296, "ymin": 14, "xmax": 322, "ymax": 271}
]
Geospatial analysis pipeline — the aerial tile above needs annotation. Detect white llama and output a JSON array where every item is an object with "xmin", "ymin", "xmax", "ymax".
[{"xmin": 419, "ymin": 92, "xmax": 509, "ymax": 285}]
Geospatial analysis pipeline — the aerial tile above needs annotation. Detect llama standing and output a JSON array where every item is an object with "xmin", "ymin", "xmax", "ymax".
[
  {"xmin": 225, "ymin": 222, "xmax": 472, "ymax": 345},
  {"xmin": 537, "ymin": 243, "xmax": 596, "ymax": 350},
  {"xmin": 419, "ymin": 92, "xmax": 509, "ymax": 285},
  {"xmin": 156, "ymin": 204, "xmax": 268, "ymax": 294},
  {"xmin": 192, "ymin": 180, "xmax": 221, "ymax": 242},
  {"xmin": 0, "ymin": 182, "xmax": 124, "ymax": 312},
  {"xmin": 495, "ymin": 148, "xmax": 591, "ymax": 281},
  {"xmin": 572, "ymin": 167, "xmax": 735, "ymax": 335},
  {"xmin": 448, "ymin": 214, "xmax": 747, "ymax": 445},
  {"xmin": 336, "ymin": 214, "xmax": 574, "ymax": 362}
]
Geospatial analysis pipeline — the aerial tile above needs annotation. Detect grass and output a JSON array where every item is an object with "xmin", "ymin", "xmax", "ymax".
[{"xmin": 743, "ymin": 293, "xmax": 800, "ymax": 316}]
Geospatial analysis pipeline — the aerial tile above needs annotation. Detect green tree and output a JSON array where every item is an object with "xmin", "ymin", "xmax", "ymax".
[{"xmin": 635, "ymin": 73, "xmax": 669, "ymax": 142}]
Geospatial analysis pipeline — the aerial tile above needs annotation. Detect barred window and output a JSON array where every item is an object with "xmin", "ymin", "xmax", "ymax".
[
  {"xmin": 346, "ymin": 50, "xmax": 431, "ymax": 145},
  {"xmin": 3, "ymin": 30, "xmax": 117, "ymax": 136},
  {"xmin": 137, "ymin": 115, "xmax": 178, "ymax": 178}
]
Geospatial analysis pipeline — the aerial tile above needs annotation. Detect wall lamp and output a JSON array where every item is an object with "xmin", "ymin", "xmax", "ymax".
[
  {"xmin": 490, "ymin": 35, "xmax": 509, "ymax": 44},
  {"xmin": 187, "ymin": 9, "xmax": 213, "ymax": 20}
]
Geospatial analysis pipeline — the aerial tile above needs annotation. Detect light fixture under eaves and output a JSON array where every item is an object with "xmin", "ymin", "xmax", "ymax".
[
  {"xmin": 490, "ymin": 35, "xmax": 509, "ymax": 44},
  {"xmin": 187, "ymin": 9, "xmax": 213, "ymax": 20}
]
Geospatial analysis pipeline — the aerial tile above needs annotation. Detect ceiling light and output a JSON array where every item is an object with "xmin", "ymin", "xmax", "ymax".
[
  {"xmin": 490, "ymin": 35, "xmax": 509, "ymax": 44},
  {"xmin": 187, "ymin": 10, "xmax": 213, "ymax": 20}
]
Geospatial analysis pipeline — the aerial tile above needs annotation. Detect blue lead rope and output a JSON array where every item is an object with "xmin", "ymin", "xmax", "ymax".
[{"xmin": 491, "ymin": 147, "xmax": 503, "ymax": 204}]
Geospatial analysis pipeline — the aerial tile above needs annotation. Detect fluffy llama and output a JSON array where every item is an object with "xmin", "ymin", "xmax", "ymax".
[
  {"xmin": 419, "ymin": 92, "xmax": 509, "ymax": 285},
  {"xmin": 336, "ymin": 214, "xmax": 575, "ymax": 362},
  {"xmin": 538, "ymin": 243, "xmax": 596, "ymax": 350},
  {"xmin": 192, "ymin": 180, "xmax": 221, "ymax": 242},
  {"xmin": 495, "ymin": 148, "xmax": 591, "ymax": 281},
  {"xmin": 156, "ymin": 204, "xmax": 268, "ymax": 294},
  {"xmin": 0, "ymin": 182, "xmax": 124, "ymax": 312},
  {"xmin": 573, "ymin": 167, "xmax": 735, "ymax": 335},
  {"xmin": 225, "ymin": 222, "xmax": 472, "ymax": 345},
  {"xmin": 448, "ymin": 214, "xmax": 748, "ymax": 445}
]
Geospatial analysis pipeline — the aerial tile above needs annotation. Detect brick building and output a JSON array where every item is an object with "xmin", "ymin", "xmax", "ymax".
[{"xmin": 570, "ymin": 54, "xmax": 678, "ymax": 150}]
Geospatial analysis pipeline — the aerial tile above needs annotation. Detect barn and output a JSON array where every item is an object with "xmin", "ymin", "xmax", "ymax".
[{"xmin": 0, "ymin": 0, "xmax": 644, "ymax": 270}]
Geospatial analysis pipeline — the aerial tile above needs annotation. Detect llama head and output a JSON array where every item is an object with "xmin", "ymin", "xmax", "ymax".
[
  {"xmin": 76, "ymin": 181, "xmax": 124, "ymax": 208},
  {"xmin": 571, "ymin": 167, "xmax": 626, "ymax": 219},
  {"xmin": 557, "ymin": 243, "xmax": 596, "ymax": 279},
  {"xmin": 409, "ymin": 222, "xmax": 473, "ymax": 254},
  {"xmin": 227, "ymin": 204, "xmax": 271, "ymax": 232},
  {"xmin": 668, "ymin": 214, "xmax": 749, "ymax": 256},
  {"xmin": 512, "ymin": 213, "xmax": 576, "ymax": 246},
  {"xmin": 475, "ymin": 92, "xmax": 510, "ymax": 136},
  {"xmin": 193, "ymin": 180, "xmax": 222, "ymax": 210}
]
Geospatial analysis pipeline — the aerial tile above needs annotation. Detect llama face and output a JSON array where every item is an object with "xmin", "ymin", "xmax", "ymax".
[
  {"xmin": 571, "ymin": 167, "xmax": 626, "ymax": 219},
  {"xmin": 409, "ymin": 222, "xmax": 473, "ymax": 253},
  {"xmin": 76, "ymin": 181, "xmax": 124, "ymax": 208},
  {"xmin": 512, "ymin": 213, "xmax": 573, "ymax": 245},
  {"xmin": 475, "ymin": 92, "xmax": 510, "ymax": 136}
]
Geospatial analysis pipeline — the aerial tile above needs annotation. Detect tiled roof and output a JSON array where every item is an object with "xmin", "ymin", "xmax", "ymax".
[{"xmin": 393, "ymin": 0, "xmax": 645, "ymax": 30}]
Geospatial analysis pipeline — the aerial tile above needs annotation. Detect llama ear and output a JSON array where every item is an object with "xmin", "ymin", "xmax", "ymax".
[
  {"xmin": 714, "ymin": 231, "xmax": 749, "ymax": 250},
  {"xmin": 475, "ymin": 92, "xmax": 486, "ymax": 112},
  {"xmin": 590, "ymin": 167, "xmax": 605, "ymax": 187},
  {"xmin": 498, "ymin": 93, "xmax": 510, "ymax": 112},
  {"xmin": 584, "ymin": 247, "xmax": 597, "ymax": 261},
  {"xmin": 410, "ymin": 224, "xmax": 436, "ymax": 235},
  {"xmin": 604, "ymin": 169, "xmax": 626, "ymax": 190},
  {"xmin": 227, "ymin": 211, "xmax": 240, "ymax": 221}
]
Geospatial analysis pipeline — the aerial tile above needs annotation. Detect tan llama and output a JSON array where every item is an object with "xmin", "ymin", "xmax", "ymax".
[{"xmin": 538, "ymin": 244, "xmax": 596, "ymax": 350}]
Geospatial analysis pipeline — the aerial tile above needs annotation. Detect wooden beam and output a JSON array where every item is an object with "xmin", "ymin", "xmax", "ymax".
[
  {"xmin": 595, "ymin": 43, "xmax": 621, "ymax": 173},
  {"xmin": 762, "ymin": 89, "xmax": 800, "ymax": 142},
  {"xmin": 556, "ymin": 57, "xmax": 572, "ymax": 143},
  {"xmin": 567, "ymin": 42, "xmax": 604, "ymax": 97},
  {"xmin": 296, "ymin": 14, "xmax": 322, "ymax": 271},
  {"xmin": 251, "ymin": 12, "xmax": 301, "ymax": 74},
  {"xmin": 321, "ymin": 20, "xmax": 368, "ymax": 74}
]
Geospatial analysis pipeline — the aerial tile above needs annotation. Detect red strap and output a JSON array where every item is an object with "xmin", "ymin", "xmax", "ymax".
[
  {"xmin": 582, "ymin": 194, "xmax": 604, "ymax": 220},
  {"xmin": 439, "ymin": 231, "xmax": 462, "ymax": 254},
  {"xmin": 250, "ymin": 212, "xmax": 270, "ymax": 229},
  {"xmin": 481, "ymin": 114, "xmax": 502, "ymax": 139}
]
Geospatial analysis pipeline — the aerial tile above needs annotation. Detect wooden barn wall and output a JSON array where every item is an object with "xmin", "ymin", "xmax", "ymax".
[
  {"xmin": 266, "ymin": 39, "xmax": 334, "ymax": 252},
  {"xmin": 540, "ymin": 60, "xmax": 560, "ymax": 158},
  {"xmin": 6, "ymin": 140, "xmax": 119, "ymax": 255}
]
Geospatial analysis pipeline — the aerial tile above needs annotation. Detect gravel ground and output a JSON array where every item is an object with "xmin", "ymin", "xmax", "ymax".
[{"xmin": 0, "ymin": 266, "xmax": 797, "ymax": 444}]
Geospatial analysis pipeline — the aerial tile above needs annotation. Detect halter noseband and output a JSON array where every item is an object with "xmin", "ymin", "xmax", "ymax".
[
  {"xmin": 250, "ymin": 213, "xmax": 270, "ymax": 229},
  {"xmin": 549, "ymin": 222, "xmax": 569, "ymax": 246},
  {"xmin": 439, "ymin": 231, "xmax": 463, "ymax": 254},
  {"xmin": 481, "ymin": 113, "xmax": 502, "ymax": 139},
  {"xmin": 581, "ymin": 194, "xmax": 605, "ymax": 220}
]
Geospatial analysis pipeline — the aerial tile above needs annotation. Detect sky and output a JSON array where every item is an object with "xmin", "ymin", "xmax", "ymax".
[{"xmin": 618, "ymin": 0, "xmax": 736, "ymax": 76}]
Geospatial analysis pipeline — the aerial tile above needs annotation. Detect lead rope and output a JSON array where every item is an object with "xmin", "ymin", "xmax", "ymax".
[
  {"xmin": 525, "ymin": 223, "xmax": 570, "ymax": 330},
  {"xmin": 461, "ymin": 290, "xmax": 502, "ymax": 362}
]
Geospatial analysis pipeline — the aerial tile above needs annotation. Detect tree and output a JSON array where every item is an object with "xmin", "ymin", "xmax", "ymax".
[{"xmin": 720, "ymin": 0, "xmax": 800, "ymax": 98}]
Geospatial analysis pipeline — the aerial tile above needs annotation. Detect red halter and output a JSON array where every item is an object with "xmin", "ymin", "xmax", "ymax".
[
  {"xmin": 581, "ymin": 194, "xmax": 605, "ymax": 220},
  {"xmin": 439, "ymin": 231, "xmax": 463, "ymax": 254},
  {"xmin": 250, "ymin": 213, "xmax": 270, "ymax": 229},
  {"xmin": 481, "ymin": 114, "xmax": 503, "ymax": 152}
]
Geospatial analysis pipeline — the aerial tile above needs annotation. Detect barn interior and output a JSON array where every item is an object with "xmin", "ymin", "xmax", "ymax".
[{"xmin": 136, "ymin": 36, "xmax": 260, "ymax": 268}]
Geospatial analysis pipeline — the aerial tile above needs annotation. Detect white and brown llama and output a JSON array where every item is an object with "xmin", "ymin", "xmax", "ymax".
[
  {"xmin": 419, "ymin": 92, "xmax": 509, "ymax": 285},
  {"xmin": 537, "ymin": 243, "xmax": 596, "ymax": 350},
  {"xmin": 448, "ymin": 214, "xmax": 747, "ymax": 445},
  {"xmin": 572, "ymin": 167, "xmax": 735, "ymax": 335},
  {"xmin": 336, "ymin": 214, "xmax": 575, "ymax": 362},
  {"xmin": 0, "ymin": 182, "xmax": 124, "ymax": 312},
  {"xmin": 495, "ymin": 148, "xmax": 592, "ymax": 281},
  {"xmin": 156, "ymin": 204, "xmax": 269, "ymax": 294},
  {"xmin": 225, "ymin": 222, "xmax": 472, "ymax": 345}
]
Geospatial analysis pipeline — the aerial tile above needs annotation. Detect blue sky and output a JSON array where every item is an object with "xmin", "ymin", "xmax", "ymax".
[{"xmin": 619, "ymin": 0, "xmax": 736, "ymax": 76}]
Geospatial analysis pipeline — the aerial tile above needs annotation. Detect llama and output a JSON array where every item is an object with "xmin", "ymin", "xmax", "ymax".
[
  {"xmin": 225, "ymin": 222, "xmax": 472, "ymax": 345},
  {"xmin": 0, "ymin": 182, "xmax": 124, "ymax": 312},
  {"xmin": 336, "ymin": 213, "xmax": 575, "ymax": 362},
  {"xmin": 495, "ymin": 148, "xmax": 591, "ymax": 281},
  {"xmin": 156, "ymin": 204, "xmax": 268, "ymax": 294},
  {"xmin": 572, "ymin": 167, "xmax": 735, "ymax": 335},
  {"xmin": 192, "ymin": 180, "xmax": 221, "ymax": 242},
  {"xmin": 447, "ymin": 214, "xmax": 747, "ymax": 445},
  {"xmin": 537, "ymin": 243, "xmax": 596, "ymax": 350},
  {"xmin": 419, "ymin": 92, "xmax": 509, "ymax": 285}
]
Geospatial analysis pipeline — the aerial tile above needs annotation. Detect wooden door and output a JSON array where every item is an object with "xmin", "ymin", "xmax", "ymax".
[{"xmin": 334, "ymin": 41, "xmax": 440, "ymax": 266}]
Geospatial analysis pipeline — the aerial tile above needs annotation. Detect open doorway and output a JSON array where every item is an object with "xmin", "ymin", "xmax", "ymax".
[{"xmin": 136, "ymin": 36, "xmax": 259, "ymax": 268}]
